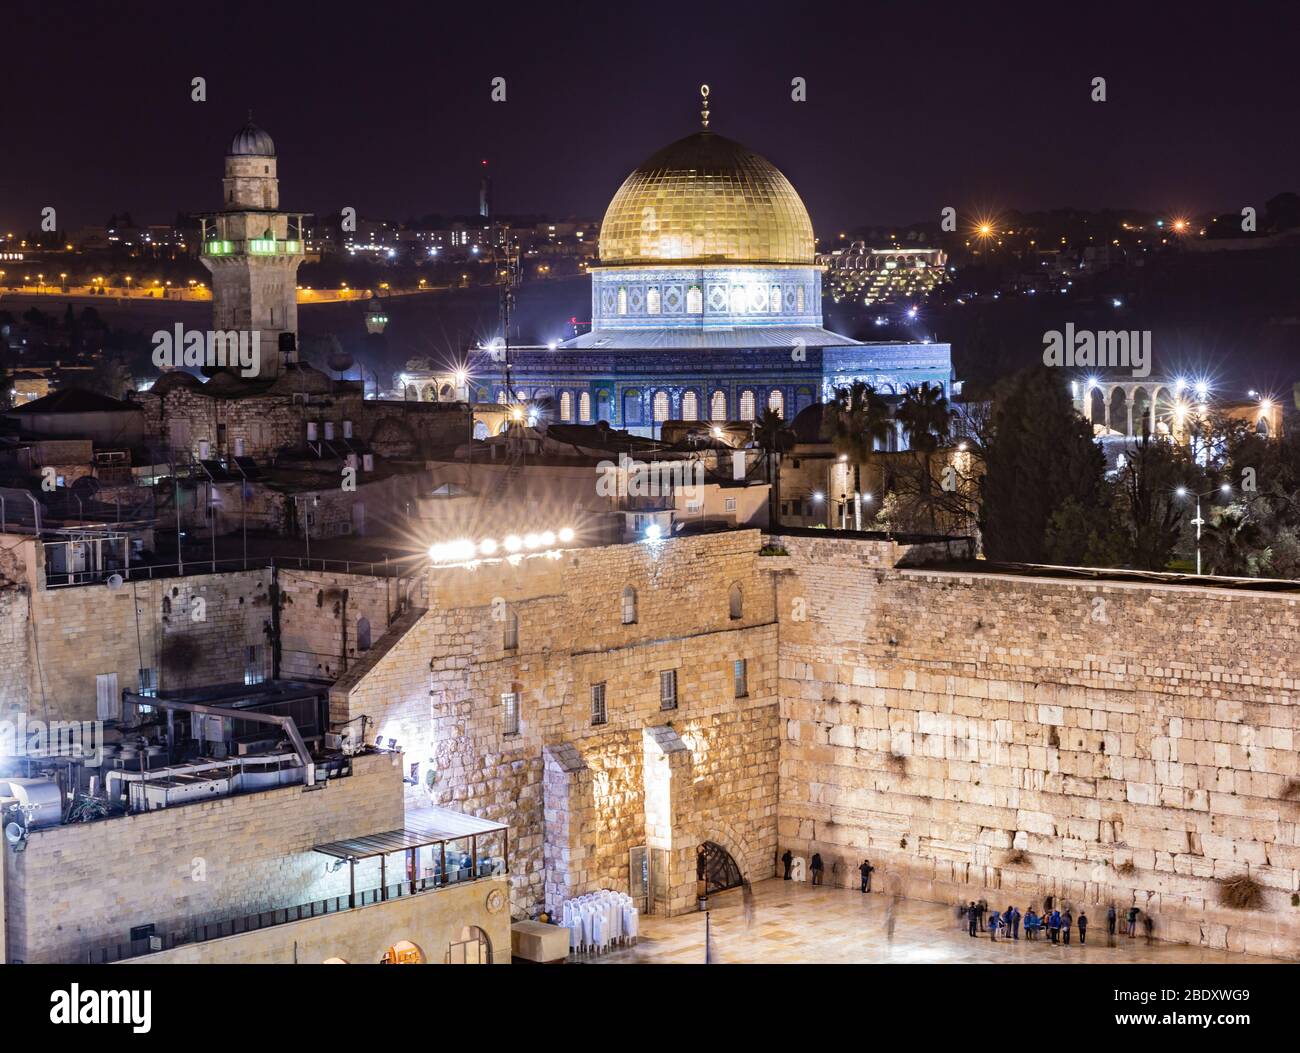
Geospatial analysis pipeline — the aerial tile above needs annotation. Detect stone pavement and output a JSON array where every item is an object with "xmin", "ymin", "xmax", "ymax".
[{"xmin": 587, "ymin": 878, "xmax": 1285, "ymax": 964}]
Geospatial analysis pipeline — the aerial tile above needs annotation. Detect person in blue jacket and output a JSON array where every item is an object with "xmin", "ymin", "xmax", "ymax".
[
  {"xmin": 1049, "ymin": 909, "xmax": 1062, "ymax": 943},
  {"xmin": 988, "ymin": 910, "xmax": 1001, "ymax": 940}
]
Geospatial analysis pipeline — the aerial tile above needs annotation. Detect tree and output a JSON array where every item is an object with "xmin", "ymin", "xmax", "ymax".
[
  {"xmin": 822, "ymin": 381, "xmax": 892, "ymax": 526},
  {"xmin": 92, "ymin": 355, "xmax": 135, "ymax": 400},
  {"xmin": 1112, "ymin": 431, "xmax": 1203, "ymax": 570},
  {"xmin": 979, "ymin": 366, "xmax": 1106, "ymax": 563},
  {"xmin": 753, "ymin": 407, "xmax": 796, "ymax": 526},
  {"xmin": 897, "ymin": 382, "xmax": 952, "ymax": 533}
]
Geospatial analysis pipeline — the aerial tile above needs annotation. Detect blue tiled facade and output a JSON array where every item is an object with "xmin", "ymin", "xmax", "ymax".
[{"xmin": 469, "ymin": 341, "xmax": 955, "ymax": 437}]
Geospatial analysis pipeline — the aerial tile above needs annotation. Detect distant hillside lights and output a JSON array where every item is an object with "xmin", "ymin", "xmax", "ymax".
[{"xmin": 151, "ymin": 323, "xmax": 261, "ymax": 377}]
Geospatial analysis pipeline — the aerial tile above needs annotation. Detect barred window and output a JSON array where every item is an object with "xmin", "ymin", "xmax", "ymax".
[
  {"xmin": 590, "ymin": 682, "xmax": 607, "ymax": 726},
  {"xmin": 682, "ymin": 391, "xmax": 699, "ymax": 421},
  {"xmin": 502, "ymin": 691, "xmax": 520, "ymax": 736},
  {"xmin": 733, "ymin": 658, "xmax": 748, "ymax": 699},
  {"xmin": 621, "ymin": 586, "xmax": 637, "ymax": 625},
  {"xmin": 504, "ymin": 609, "xmax": 519, "ymax": 650},
  {"xmin": 660, "ymin": 669, "xmax": 677, "ymax": 711}
]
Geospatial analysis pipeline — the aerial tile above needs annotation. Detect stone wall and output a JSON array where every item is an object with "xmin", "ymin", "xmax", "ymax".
[
  {"xmin": 328, "ymin": 530, "xmax": 781, "ymax": 919},
  {"xmin": 770, "ymin": 533, "xmax": 1300, "ymax": 960},
  {"xmin": 14, "ymin": 567, "xmax": 272, "ymax": 724},
  {"xmin": 127, "ymin": 874, "xmax": 511, "ymax": 965},
  {"xmin": 4, "ymin": 751, "xmax": 402, "ymax": 963},
  {"xmin": 278, "ymin": 568, "xmax": 424, "ymax": 682}
]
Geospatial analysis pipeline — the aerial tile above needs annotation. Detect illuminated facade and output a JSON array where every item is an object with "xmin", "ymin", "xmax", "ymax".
[
  {"xmin": 468, "ymin": 90, "xmax": 955, "ymax": 436},
  {"xmin": 197, "ymin": 120, "xmax": 308, "ymax": 379}
]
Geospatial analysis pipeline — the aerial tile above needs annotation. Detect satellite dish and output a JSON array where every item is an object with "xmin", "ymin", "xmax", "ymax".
[
  {"xmin": 4, "ymin": 821, "xmax": 25, "ymax": 845},
  {"xmin": 106, "ymin": 574, "xmax": 125, "ymax": 590}
]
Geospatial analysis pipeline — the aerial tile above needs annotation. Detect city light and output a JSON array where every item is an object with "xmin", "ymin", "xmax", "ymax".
[
  {"xmin": 429, "ymin": 529, "xmax": 575, "ymax": 564},
  {"xmin": 644, "ymin": 523, "xmax": 663, "ymax": 541}
]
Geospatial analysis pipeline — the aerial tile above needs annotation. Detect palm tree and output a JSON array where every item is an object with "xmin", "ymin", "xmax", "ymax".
[
  {"xmin": 897, "ymin": 382, "xmax": 952, "ymax": 532},
  {"xmin": 822, "ymin": 381, "xmax": 892, "ymax": 527},
  {"xmin": 753, "ymin": 407, "xmax": 796, "ymax": 525}
]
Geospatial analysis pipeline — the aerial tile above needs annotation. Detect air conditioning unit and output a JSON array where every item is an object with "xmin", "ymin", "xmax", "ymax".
[
  {"xmin": 234, "ymin": 438, "xmax": 246, "ymax": 457},
  {"xmin": 198, "ymin": 440, "xmax": 210, "ymax": 459},
  {"xmin": 306, "ymin": 422, "xmax": 318, "ymax": 441},
  {"xmin": 324, "ymin": 422, "xmax": 336, "ymax": 440},
  {"xmin": 342, "ymin": 420, "xmax": 353, "ymax": 439},
  {"xmin": 362, "ymin": 453, "xmax": 374, "ymax": 472}
]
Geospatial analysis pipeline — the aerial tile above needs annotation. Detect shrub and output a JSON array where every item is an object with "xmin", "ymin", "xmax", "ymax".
[{"xmin": 1218, "ymin": 874, "xmax": 1265, "ymax": 911}]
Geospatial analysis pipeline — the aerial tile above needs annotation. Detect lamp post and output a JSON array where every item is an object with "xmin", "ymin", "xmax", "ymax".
[{"xmin": 1176, "ymin": 484, "xmax": 1231, "ymax": 575}]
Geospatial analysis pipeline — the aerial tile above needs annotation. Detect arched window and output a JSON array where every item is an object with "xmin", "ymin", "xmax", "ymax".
[
  {"xmin": 653, "ymin": 390, "xmax": 670, "ymax": 423},
  {"xmin": 496, "ymin": 390, "xmax": 507, "ymax": 405},
  {"xmin": 796, "ymin": 285, "xmax": 805, "ymax": 312},
  {"xmin": 682, "ymin": 391, "xmax": 699, "ymax": 421},
  {"xmin": 729, "ymin": 285, "xmax": 746, "ymax": 313},
  {"xmin": 687, "ymin": 285, "xmax": 702, "ymax": 313},
  {"xmin": 503, "ymin": 608, "xmax": 519, "ymax": 650},
  {"xmin": 579, "ymin": 391, "xmax": 592, "ymax": 422},
  {"xmin": 711, "ymin": 390, "xmax": 727, "ymax": 422},
  {"xmin": 356, "ymin": 616, "xmax": 371, "ymax": 651},
  {"xmin": 728, "ymin": 582, "xmax": 743, "ymax": 620},
  {"xmin": 739, "ymin": 390, "xmax": 756, "ymax": 421},
  {"xmin": 617, "ymin": 287, "xmax": 628, "ymax": 315},
  {"xmin": 623, "ymin": 390, "xmax": 643, "ymax": 425},
  {"xmin": 448, "ymin": 926, "xmax": 493, "ymax": 964},
  {"xmin": 770, "ymin": 284, "xmax": 781, "ymax": 311},
  {"xmin": 768, "ymin": 390, "xmax": 784, "ymax": 418},
  {"xmin": 560, "ymin": 391, "xmax": 573, "ymax": 421},
  {"xmin": 622, "ymin": 585, "xmax": 637, "ymax": 625},
  {"xmin": 439, "ymin": 384, "xmax": 453, "ymax": 401},
  {"xmin": 646, "ymin": 287, "xmax": 661, "ymax": 314}
]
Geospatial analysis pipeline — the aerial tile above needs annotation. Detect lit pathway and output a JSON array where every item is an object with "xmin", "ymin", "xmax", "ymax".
[{"xmin": 589, "ymin": 879, "xmax": 1284, "ymax": 965}]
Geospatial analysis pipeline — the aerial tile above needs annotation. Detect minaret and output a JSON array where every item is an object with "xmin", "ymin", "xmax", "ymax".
[{"xmin": 198, "ymin": 116, "xmax": 308, "ymax": 379}]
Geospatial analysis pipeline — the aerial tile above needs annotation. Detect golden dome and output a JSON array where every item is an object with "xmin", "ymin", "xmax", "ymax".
[{"xmin": 598, "ymin": 131, "xmax": 815, "ymax": 266}]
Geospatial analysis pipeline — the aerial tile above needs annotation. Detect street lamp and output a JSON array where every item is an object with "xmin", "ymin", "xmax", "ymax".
[{"xmin": 1176, "ymin": 484, "xmax": 1232, "ymax": 575}]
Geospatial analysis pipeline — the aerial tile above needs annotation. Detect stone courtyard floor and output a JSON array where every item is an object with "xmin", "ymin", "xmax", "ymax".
[{"xmin": 587, "ymin": 878, "xmax": 1284, "ymax": 964}]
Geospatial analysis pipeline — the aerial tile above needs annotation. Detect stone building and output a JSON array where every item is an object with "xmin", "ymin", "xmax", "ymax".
[
  {"xmin": 466, "ymin": 87, "xmax": 957, "ymax": 438},
  {"xmin": 196, "ymin": 119, "xmax": 308, "ymax": 379},
  {"xmin": 3, "ymin": 525, "xmax": 1300, "ymax": 959}
]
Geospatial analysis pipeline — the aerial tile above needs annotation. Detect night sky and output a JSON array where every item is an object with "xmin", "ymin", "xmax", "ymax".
[{"xmin": 5, "ymin": 1, "xmax": 1300, "ymax": 236}]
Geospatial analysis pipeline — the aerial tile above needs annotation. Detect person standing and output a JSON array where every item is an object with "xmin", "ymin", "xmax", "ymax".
[
  {"xmin": 1049, "ymin": 908, "xmax": 1061, "ymax": 944},
  {"xmin": 859, "ymin": 859, "xmax": 874, "ymax": 893},
  {"xmin": 1009, "ymin": 905, "xmax": 1021, "ymax": 940},
  {"xmin": 977, "ymin": 898, "xmax": 988, "ymax": 932},
  {"xmin": 1025, "ymin": 908, "xmax": 1038, "ymax": 940},
  {"xmin": 810, "ymin": 853, "xmax": 824, "ymax": 886},
  {"xmin": 1061, "ymin": 908, "xmax": 1073, "ymax": 946},
  {"xmin": 967, "ymin": 901, "xmax": 978, "ymax": 938},
  {"xmin": 1127, "ymin": 906, "xmax": 1139, "ymax": 938},
  {"xmin": 1143, "ymin": 912, "xmax": 1155, "ymax": 944},
  {"xmin": 988, "ymin": 910, "xmax": 1001, "ymax": 941},
  {"xmin": 1107, "ymin": 903, "xmax": 1117, "ymax": 940},
  {"xmin": 782, "ymin": 849, "xmax": 793, "ymax": 880},
  {"xmin": 1078, "ymin": 911, "xmax": 1088, "ymax": 945}
]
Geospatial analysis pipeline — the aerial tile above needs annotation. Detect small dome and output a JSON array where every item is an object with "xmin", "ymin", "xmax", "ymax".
[
  {"xmin": 599, "ymin": 131, "xmax": 814, "ymax": 266},
  {"xmin": 227, "ymin": 120, "xmax": 276, "ymax": 157}
]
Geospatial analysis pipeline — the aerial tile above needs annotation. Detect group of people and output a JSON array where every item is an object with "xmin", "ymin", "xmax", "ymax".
[
  {"xmin": 964, "ymin": 899, "xmax": 1151, "ymax": 946},
  {"xmin": 781, "ymin": 851, "xmax": 875, "ymax": 893}
]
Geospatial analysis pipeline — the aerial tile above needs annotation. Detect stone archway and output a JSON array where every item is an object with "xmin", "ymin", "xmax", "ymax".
[{"xmin": 699, "ymin": 815, "xmax": 756, "ymax": 882}]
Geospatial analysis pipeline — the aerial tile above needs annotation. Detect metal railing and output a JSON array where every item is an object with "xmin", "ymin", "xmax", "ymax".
[{"xmin": 85, "ymin": 864, "xmax": 500, "ymax": 964}]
